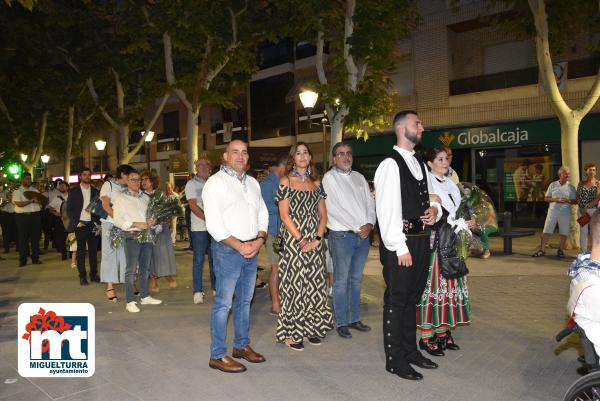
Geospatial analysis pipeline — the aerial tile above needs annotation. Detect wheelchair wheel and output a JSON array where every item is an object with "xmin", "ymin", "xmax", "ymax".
[{"xmin": 564, "ymin": 371, "xmax": 600, "ymax": 401}]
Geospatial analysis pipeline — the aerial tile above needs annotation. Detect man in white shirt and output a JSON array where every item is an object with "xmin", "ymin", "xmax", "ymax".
[
  {"xmin": 112, "ymin": 170, "xmax": 162, "ymax": 313},
  {"xmin": 323, "ymin": 142, "xmax": 376, "ymax": 339},
  {"xmin": 202, "ymin": 139, "xmax": 268, "ymax": 373},
  {"xmin": 66, "ymin": 168, "xmax": 100, "ymax": 285},
  {"xmin": 374, "ymin": 110, "xmax": 442, "ymax": 381},
  {"xmin": 185, "ymin": 157, "xmax": 213, "ymax": 304},
  {"xmin": 47, "ymin": 180, "xmax": 69, "ymax": 260},
  {"xmin": 1, "ymin": 185, "xmax": 18, "ymax": 254},
  {"xmin": 12, "ymin": 173, "xmax": 42, "ymax": 267}
]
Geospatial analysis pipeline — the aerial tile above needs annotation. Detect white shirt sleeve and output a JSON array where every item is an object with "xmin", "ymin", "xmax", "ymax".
[
  {"xmin": 374, "ymin": 158, "xmax": 408, "ymax": 256},
  {"xmin": 112, "ymin": 196, "xmax": 133, "ymax": 230},
  {"xmin": 257, "ymin": 181, "xmax": 269, "ymax": 233},
  {"xmin": 425, "ymin": 165, "xmax": 443, "ymax": 223},
  {"xmin": 202, "ymin": 177, "xmax": 231, "ymax": 242},
  {"xmin": 100, "ymin": 181, "xmax": 112, "ymax": 199},
  {"xmin": 363, "ymin": 176, "xmax": 377, "ymax": 226},
  {"xmin": 184, "ymin": 180, "xmax": 196, "ymax": 201}
]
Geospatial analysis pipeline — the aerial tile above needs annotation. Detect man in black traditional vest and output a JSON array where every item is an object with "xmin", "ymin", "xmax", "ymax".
[{"xmin": 374, "ymin": 110, "xmax": 442, "ymax": 381}]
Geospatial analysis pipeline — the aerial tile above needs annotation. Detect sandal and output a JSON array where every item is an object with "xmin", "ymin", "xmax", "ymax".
[
  {"xmin": 532, "ymin": 249, "xmax": 545, "ymax": 257},
  {"xmin": 106, "ymin": 289, "xmax": 118, "ymax": 303}
]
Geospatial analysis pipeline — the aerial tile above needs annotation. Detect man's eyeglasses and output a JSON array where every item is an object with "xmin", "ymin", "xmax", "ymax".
[
  {"xmin": 335, "ymin": 152, "xmax": 353, "ymax": 158},
  {"xmin": 129, "ymin": 179, "xmax": 141, "ymax": 183}
]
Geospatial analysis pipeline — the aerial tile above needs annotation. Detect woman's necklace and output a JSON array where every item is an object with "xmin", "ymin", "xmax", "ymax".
[{"xmin": 291, "ymin": 166, "xmax": 311, "ymax": 182}]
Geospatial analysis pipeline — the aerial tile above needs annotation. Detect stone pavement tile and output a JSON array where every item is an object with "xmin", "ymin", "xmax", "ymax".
[
  {"xmin": 26, "ymin": 376, "xmax": 109, "ymax": 400},
  {"xmin": 54, "ymin": 383, "xmax": 143, "ymax": 401},
  {"xmin": 0, "ymin": 368, "xmax": 52, "ymax": 401}
]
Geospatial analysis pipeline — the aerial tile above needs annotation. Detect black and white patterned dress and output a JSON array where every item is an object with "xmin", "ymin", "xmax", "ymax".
[{"xmin": 275, "ymin": 184, "xmax": 334, "ymax": 343}]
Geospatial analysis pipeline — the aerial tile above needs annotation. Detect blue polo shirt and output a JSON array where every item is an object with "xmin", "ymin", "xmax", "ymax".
[{"xmin": 260, "ymin": 172, "xmax": 280, "ymax": 236}]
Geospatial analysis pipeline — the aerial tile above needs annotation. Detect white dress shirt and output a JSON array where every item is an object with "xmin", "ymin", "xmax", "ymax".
[
  {"xmin": 12, "ymin": 186, "xmax": 42, "ymax": 213},
  {"xmin": 79, "ymin": 185, "xmax": 92, "ymax": 222},
  {"xmin": 184, "ymin": 176, "xmax": 207, "ymax": 232},
  {"xmin": 47, "ymin": 189, "xmax": 61, "ymax": 209},
  {"xmin": 112, "ymin": 191, "xmax": 150, "ymax": 232},
  {"xmin": 430, "ymin": 174, "xmax": 462, "ymax": 225},
  {"xmin": 1, "ymin": 189, "xmax": 15, "ymax": 213},
  {"xmin": 568, "ymin": 261, "xmax": 600, "ymax": 356},
  {"xmin": 202, "ymin": 170, "xmax": 268, "ymax": 242},
  {"xmin": 322, "ymin": 168, "xmax": 376, "ymax": 232},
  {"xmin": 48, "ymin": 192, "xmax": 68, "ymax": 213},
  {"xmin": 374, "ymin": 146, "xmax": 441, "ymax": 256},
  {"xmin": 99, "ymin": 180, "xmax": 124, "ymax": 223}
]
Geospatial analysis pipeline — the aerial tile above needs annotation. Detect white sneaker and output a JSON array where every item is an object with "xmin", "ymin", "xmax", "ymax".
[
  {"xmin": 193, "ymin": 292, "xmax": 205, "ymax": 304},
  {"xmin": 126, "ymin": 301, "xmax": 140, "ymax": 313},
  {"xmin": 212, "ymin": 290, "xmax": 216, "ymax": 297},
  {"xmin": 140, "ymin": 296, "xmax": 162, "ymax": 305}
]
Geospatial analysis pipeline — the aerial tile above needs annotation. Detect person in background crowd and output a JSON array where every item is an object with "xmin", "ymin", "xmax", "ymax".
[
  {"xmin": 13, "ymin": 173, "xmax": 43, "ymax": 267},
  {"xmin": 276, "ymin": 142, "xmax": 334, "ymax": 351},
  {"xmin": 323, "ymin": 142, "xmax": 376, "ymax": 339},
  {"xmin": 165, "ymin": 182, "xmax": 179, "ymax": 244},
  {"xmin": 577, "ymin": 163, "xmax": 599, "ymax": 252},
  {"xmin": 374, "ymin": 110, "xmax": 442, "ymax": 381},
  {"xmin": 532, "ymin": 166, "xmax": 577, "ymax": 258},
  {"xmin": 38, "ymin": 182, "xmax": 52, "ymax": 251},
  {"xmin": 141, "ymin": 171, "xmax": 177, "ymax": 292},
  {"xmin": 66, "ymin": 167, "xmax": 100, "ymax": 285},
  {"xmin": 184, "ymin": 174, "xmax": 194, "ymax": 251},
  {"xmin": 417, "ymin": 147, "xmax": 473, "ymax": 356},
  {"xmin": 100, "ymin": 164, "xmax": 132, "ymax": 301},
  {"xmin": 185, "ymin": 157, "xmax": 214, "ymax": 304},
  {"xmin": 0, "ymin": 184, "xmax": 18, "ymax": 253},
  {"xmin": 47, "ymin": 180, "xmax": 69, "ymax": 260},
  {"xmin": 113, "ymin": 169, "xmax": 162, "ymax": 313},
  {"xmin": 442, "ymin": 146, "xmax": 459, "ymax": 184},
  {"xmin": 260, "ymin": 157, "xmax": 287, "ymax": 315},
  {"xmin": 203, "ymin": 139, "xmax": 268, "ymax": 373}
]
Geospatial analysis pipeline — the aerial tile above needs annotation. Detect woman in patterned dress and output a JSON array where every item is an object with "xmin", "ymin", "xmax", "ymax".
[
  {"xmin": 577, "ymin": 163, "xmax": 599, "ymax": 252},
  {"xmin": 417, "ymin": 147, "xmax": 474, "ymax": 356},
  {"xmin": 276, "ymin": 142, "xmax": 334, "ymax": 351}
]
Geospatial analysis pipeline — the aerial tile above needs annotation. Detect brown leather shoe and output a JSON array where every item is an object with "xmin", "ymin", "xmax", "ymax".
[
  {"xmin": 232, "ymin": 345, "xmax": 266, "ymax": 363},
  {"xmin": 209, "ymin": 356, "xmax": 247, "ymax": 373}
]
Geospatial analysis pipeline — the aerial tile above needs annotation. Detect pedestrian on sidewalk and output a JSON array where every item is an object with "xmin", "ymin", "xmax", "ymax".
[
  {"xmin": 576, "ymin": 163, "xmax": 599, "ymax": 252},
  {"xmin": 141, "ymin": 171, "xmax": 177, "ymax": 292},
  {"xmin": 66, "ymin": 168, "xmax": 100, "ymax": 285},
  {"xmin": 203, "ymin": 139, "xmax": 268, "ymax": 373},
  {"xmin": 417, "ymin": 147, "xmax": 473, "ymax": 356},
  {"xmin": 532, "ymin": 166, "xmax": 576, "ymax": 258},
  {"xmin": 185, "ymin": 157, "xmax": 215, "ymax": 304},
  {"xmin": 1, "ymin": 184, "xmax": 18, "ymax": 254},
  {"xmin": 374, "ymin": 110, "xmax": 442, "ymax": 381},
  {"xmin": 276, "ymin": 142, "xmax": 334, "ymax": 351},
  {"xmin": 99, "ymin": 164, "xmax": 132, "ymax": 302},
  {"xmin": 112, "ymin": 170, "xmax": 162, "ymax": 313},
  {"xmin": 13, "ymin": 173, "xmax": 43, "ymax": 267},
  {"xmin": 259, "ymin": 157, "xmax": 287, "ymax": 315},
  {"xmin": 47, "ymin": 180, "xmax": 69, "ymax": 261},
  {"xmin": 322, "ymin": 142, "xmax": 376, "ymax": 339}
]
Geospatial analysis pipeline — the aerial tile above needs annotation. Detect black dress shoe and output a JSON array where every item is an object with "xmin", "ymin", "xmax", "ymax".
[
  {"xmin": 439, "ymin": 331, "xmax": 460, "ymax": 351},
  {"xmin": 80, "ymin": 277, "xmax": 89, "ymax": 286},
  {"xmin": 19, "ymin": 261, "xmax": 26, "ymax": 267},
  {"xmin": 337, "ymin": 326, "xmax": 352, "ymax": 339},
  {"xmin": 348, "ymin": 321, "xmax": 371, "ymax": 332},
  {"xmin": 407, "ymin": 354, "xmax": 438, "ymax": 369},
  {"xmin": 387, "ymin": 366, "xmax": 423, "ymax": 381},
  {"xmin": 419, "ymin": 339, "xmax": 444, "ymax": 357},
  {"xmin": 90, "ymin": 275, "xmax": 100, "ymax": 283},
  {"xmin": 32, "ymin": 260, "xmax": 42, "ymax": 265}
]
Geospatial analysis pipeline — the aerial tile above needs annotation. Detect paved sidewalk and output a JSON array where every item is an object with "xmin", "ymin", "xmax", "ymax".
[{"xmin": 0, "ymin": 232, "xmax": 583, "ymax": 401}]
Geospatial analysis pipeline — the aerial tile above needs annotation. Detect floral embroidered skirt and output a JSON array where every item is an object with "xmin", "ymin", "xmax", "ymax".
[{"xmin": 417, "ymin": 250, "xmax": 471, "ymax": 336}]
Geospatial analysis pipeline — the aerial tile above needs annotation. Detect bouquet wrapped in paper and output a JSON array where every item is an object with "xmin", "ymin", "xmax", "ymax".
[
  {"xmin": 455, "ymin": 182, "xmax": 498, "ymax": 259},
  {"xmin": 109, "ymin": 191, "xmax": 180, "ymax": 248}
]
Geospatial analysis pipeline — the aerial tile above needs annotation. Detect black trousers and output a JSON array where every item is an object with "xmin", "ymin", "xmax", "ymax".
[
  {"xmin": 380, "ymin": 233, "xmax": 431, "ymax": 369},
  {"xmin": 1, "ymin": 211, "xmax": 18, "ymax": 252},
  {"xmin": 75, "ymin": 223, "xmax": 99, "ymax": 279},
  {"xmin": 16, "ymin": 212, "xmax": 42, "ymax": 264},
  {"xmin": 51, "ymin": 215, "xmax": 67, "ymax": 258}
]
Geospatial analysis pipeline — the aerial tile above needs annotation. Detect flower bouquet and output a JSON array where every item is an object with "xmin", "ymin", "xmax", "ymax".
[{"xmin": 456, "ymin": 182, "xmax": 498, "ymax": 259}]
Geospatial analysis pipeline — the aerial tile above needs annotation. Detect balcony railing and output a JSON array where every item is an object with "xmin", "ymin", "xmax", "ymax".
[{"xmin": 450, "ymin": 67, "xmax": 539, "ymax": 95}]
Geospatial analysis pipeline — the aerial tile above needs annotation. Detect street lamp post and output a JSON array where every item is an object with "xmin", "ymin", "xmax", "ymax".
[
  {"xmin": 142, "ymin": 130, "xmax": 155, "ymax": 171},
  {"xmin": 40, "ymin": 154, "xmax": 50, "ymax": 178},
  {"xmin": 299, "ymin": 90, "xmax": 329, "ymax": 170},
  {"xmin": 94, "ymin": 140, "xmax": 107, "ymax": 178}
]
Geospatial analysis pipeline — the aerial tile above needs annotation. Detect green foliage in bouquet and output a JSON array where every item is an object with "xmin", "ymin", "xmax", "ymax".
[{"xmin": 456, "ymin": 182, "xmax": 498, "ymax": 259}]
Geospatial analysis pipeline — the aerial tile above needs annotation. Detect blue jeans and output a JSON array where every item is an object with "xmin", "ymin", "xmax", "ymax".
[
  {"xmin": 328, "ymin": 231, "xmax": 370, "ymax": 327},
  {"xmin": 191, "ymin": 231, "xmax": 215, "ymax": 293},
  {"xmin": 210, "ymin": 241, "xmax": 257, "ymax": 359},
  {"xmin": 124, "ymin": 238, "xmax": 152, "ymax": 303}
]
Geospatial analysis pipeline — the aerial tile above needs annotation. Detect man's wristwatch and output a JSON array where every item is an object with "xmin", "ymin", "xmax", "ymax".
[{"xmin": 257, "ymin": 235, "xmax": 266, "ymax": 243}]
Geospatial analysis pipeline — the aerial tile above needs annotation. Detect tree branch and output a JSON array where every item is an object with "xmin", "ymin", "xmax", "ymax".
[
  {"xmin": 316, "ymin": 31, "xmax": 328, "ymax": 85},
  {"xmin": 112, "ymin": 69, "xmax": 125, "ymax": 118},
  {"xmin": 575, "ymin": 65, "xmax": 600, "ymax": 118},
  {"xmin": 344, "ymin": 0, "xmax": 359, "ymax": 92},
  {"xmin": 163, "ymin": 32, "xmax": 192, "ymax": 110},
  {"xmin": 87, "ymin": 78, "xmax": 119, "ymax": 129}
]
